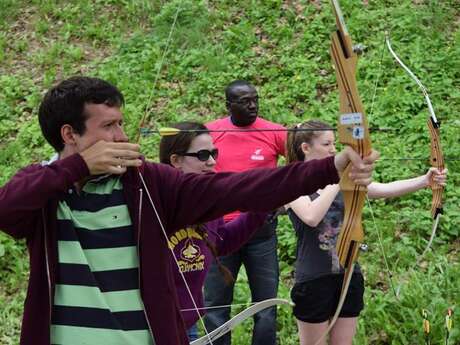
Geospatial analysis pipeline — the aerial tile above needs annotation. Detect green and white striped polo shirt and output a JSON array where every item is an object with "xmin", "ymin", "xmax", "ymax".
[{"xmin": 51, "ymin": 176, "xmax": 154, "ymax": 345}]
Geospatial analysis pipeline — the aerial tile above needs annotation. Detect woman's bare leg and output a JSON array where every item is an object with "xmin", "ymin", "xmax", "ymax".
[
  {"xmin": 329, "ymin": 317, "xmax": 358, "ymax": 345},
  {"xmin": 297, "ymin": 319, "xmax": 329, "ymax": 345}
]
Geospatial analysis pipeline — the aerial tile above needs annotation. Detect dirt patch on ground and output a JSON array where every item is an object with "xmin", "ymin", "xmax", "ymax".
[{"xmin": 0, "ymin": 4, "xmax": 141, "ymax": 83}]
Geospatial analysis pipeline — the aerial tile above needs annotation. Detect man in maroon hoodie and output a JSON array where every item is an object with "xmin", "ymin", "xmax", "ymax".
[{"xmin": 0, "ymin": 76, "xmax": 377, "ymax": 345}]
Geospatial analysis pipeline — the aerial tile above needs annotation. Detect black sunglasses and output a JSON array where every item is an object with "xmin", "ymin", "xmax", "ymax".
[{"xmin": 182, "ymin": 149, "xmax": 219, "ymax": 162}]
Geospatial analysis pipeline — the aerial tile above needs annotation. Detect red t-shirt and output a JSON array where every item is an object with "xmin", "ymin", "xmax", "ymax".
[{"xmin": 206, "ymin": 116, "xmax": 286, "ymax": 221}]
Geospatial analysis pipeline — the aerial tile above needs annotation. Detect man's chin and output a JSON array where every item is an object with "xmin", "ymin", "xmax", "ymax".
[
  {"xmin": 242, "ymin": 116, "xmax": 257, "ymax": 126},
  {"xmin": 231, "ymin": 114, "xmax": 257, "ymax": 127}
]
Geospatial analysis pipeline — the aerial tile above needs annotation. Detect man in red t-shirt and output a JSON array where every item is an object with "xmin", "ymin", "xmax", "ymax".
[{"xmin": 204, "ymin": 80, "xmax": 286, "ymax": 345}]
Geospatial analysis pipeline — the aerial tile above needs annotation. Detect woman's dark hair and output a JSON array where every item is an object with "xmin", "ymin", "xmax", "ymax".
[
  {"xmin": 286, "ymin": 120, "xmax": 333, "ymax": 163},
  {"xmin": 38, "ymin": 76, "xmax": 124, "ymax": 152},
  {"xmin": 160, "ymin": 121, "xmax": 234, "ymax": 284},
  {"xmin": 159, "ymin": 122, "xmax": 209, "ymax": 165},
  {"xmin": 194, "ymin": 226, "xmax": 234, "ymax": 284}
]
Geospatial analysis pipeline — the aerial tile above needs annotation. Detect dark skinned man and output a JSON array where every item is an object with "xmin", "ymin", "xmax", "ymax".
[{"xmin": 205, "ymin": 80, "xmax": 286, "ymax": 345}]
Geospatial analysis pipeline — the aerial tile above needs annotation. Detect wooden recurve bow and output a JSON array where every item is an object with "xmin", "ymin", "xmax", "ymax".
[{"xmin": 314, "ymin": 1, "xmax": 372, "ymax": 343}]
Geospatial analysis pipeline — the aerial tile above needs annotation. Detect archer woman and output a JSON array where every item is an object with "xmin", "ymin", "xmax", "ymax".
[
  {"xmin": 159, "ymin": 121, "xmax": 268, "ymax": 341},
  {"xmin": 285, "ymin": 120, "xmax": 447, "ymax": 345}
]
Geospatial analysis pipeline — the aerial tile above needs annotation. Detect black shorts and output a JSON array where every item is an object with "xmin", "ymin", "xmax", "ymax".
[{"xmin": 290, "ymin": 273, "xmax": 364, "ymax": 323}]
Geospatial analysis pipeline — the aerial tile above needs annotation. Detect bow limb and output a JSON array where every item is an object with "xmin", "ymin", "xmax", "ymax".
[
  {"xmin": 314, "ymin": 2, "xmax": 372, "ymax": 343},
  {"xmin": 312, "ymin": 264, "xmax": 355, "ymax": 345},
  {"xmin": 190, "ymin": 299, "xmax": 292, "ymax": 345},
  {"xmin": 386, "ymin": 35, "xmax": 445, "ymax": 259}
]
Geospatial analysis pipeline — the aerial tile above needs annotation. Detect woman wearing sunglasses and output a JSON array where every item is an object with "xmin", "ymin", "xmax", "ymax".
[{"xmin": 159, "ymin": 121, "xmax": 268, "ymax": 341}]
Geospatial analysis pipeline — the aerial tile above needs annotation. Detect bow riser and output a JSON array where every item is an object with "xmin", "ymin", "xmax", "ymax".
[
  {"xmin": 427, "ymin": 117, "xmax": 444, "ymax": 218},
  {"xmin": 337, "ymin": 192, "xmax": 365, "ymax": 267},
  {"xmin": 331, "ymin": 34, "xmax": 372, "ymax": 158},
  {"xmin": 331, "ymin": 27, "xmax": 372, "ymax": 268}
]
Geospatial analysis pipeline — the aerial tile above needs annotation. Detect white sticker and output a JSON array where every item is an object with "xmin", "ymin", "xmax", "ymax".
[
  {"xmin": 352, "ymin": 126, "xmax": 365, "ymax": 139},
  {"xmin": 340, "ymin": 113, "xmax": 362, "ymax": 125}
]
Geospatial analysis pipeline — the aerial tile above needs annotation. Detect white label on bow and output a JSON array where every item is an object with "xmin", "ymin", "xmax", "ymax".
[
  {"xmin": 352, "ymin": 126, "xmax": 365, "ymax": 139},
  {"xmin": 340, "ymin": 113, "xmax": 362, "ymax": 125}
]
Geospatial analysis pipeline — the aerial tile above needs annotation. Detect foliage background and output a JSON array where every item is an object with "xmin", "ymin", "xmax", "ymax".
[{"xmin": 0, "ymin": 0, "xmax": 459, "ymax": 344}]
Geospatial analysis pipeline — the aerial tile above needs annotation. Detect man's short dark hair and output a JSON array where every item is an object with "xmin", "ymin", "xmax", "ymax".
[
  {"xmin": 225, "ymin": 80, "xmax": 254, "ymax": 102},
  {"xmin": 38, "ymin": 76, "xmax": 124, "ymax": 152}
]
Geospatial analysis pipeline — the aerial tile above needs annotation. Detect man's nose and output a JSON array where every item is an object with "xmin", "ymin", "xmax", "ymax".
[{"xmin": 115, "ymin": 126, "xmax": 129, "ymax": 142}]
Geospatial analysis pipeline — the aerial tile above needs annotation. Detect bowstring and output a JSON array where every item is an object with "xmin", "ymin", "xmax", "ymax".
[
  {"xmin": 362, "ymin": 23, "xmax": 399, "ymax": 298},
  {"xmin": 139, "ymin": 173, "xmax": 215, "ymax": 344},
  {"xmin": 366, "ymin": 197, "xmax": 398, "ymax": 298},
  {"xmin": 135, "ymin": 3, "xmax": 181, "ymax": 144},
  {"xmin": 181, "ymin": 301, "xmax": 259, "ymax": 312},
  {"xmin": 135, "ymin": 3, "xmax": 215, "ymax": 343}
]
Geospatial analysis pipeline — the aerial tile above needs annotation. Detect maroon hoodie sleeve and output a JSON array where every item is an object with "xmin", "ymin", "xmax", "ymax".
[
  {"xmin": 0, "ymin": 154, "xmax": 89, "ymax": 239},
  {"xmin": 149, "ymin": 156, "xmax": 339, "ymax": 232},
  {"xmin": 214, "ymin": 212, "xmax": 268, "ymax": 256}
]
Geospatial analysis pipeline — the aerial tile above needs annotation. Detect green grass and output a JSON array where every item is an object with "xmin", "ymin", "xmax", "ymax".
[{"xmin": 1, "ymin": 1, "xmax": 459, "ymax": 344}]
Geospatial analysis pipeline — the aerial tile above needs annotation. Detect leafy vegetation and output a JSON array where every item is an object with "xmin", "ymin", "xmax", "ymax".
[{"xmin": 0, "ymin": 1, "xmax": 459, "ymax": 344}]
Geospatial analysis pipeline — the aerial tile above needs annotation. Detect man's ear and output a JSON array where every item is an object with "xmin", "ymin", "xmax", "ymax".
[
  {"xmin": 61, "ymin": 124, "xmax": 77, "ymax": 146},
  {"xmin": 170, "ymin": 154, "xmax": 183, "ymax": 170}
]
